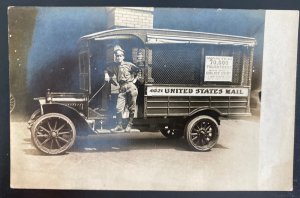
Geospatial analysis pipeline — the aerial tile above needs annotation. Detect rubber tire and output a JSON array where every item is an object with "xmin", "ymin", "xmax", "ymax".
[
  {"xmin": 184, "ymin": 115, "xmax": 219, "ymax": 151},
  {"xmin": 31, "ymin": 113, "xmax": 76, "ymax": 155}
]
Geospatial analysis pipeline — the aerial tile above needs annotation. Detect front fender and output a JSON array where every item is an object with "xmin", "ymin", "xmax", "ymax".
[{"xmin": 42, "ymin": 103, "xmax": 93, "ymax": 135}]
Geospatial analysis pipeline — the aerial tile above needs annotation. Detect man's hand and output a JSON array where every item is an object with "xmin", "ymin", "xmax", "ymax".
[{"xmin": 104, "ymin": 73, "xmax": 110, "ymax": 82}]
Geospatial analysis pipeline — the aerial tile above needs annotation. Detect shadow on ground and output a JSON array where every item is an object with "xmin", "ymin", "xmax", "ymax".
[{"xmin": 23, "ymin": 132, "xmax": 229, "ymax": 155}]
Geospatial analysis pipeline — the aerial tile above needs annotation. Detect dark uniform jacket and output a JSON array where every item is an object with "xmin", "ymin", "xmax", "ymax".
[{"xmin": 105, "ymin": 61, "xmax": 140, "ymax": 84}]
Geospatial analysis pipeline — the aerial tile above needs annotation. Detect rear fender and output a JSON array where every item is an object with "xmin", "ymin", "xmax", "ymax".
[
  {"xmin": 188, "ymin": 108, "xmax": 222, "ymax": 125},
  {"xmin": 42, "ymin": 103, "xmax": 93, "ymax": 135}
]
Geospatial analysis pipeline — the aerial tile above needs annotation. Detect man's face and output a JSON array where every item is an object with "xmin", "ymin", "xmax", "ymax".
[{"xmin": 115, "ymin": 51, "xmax": 124, "ymax": 63}]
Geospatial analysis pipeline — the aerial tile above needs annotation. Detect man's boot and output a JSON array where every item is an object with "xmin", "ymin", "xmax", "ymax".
[
  {"xmin": 111, "ymin": 113, "xmax": 124, "ymax": 133},
  {"xmin": 125, "ymin": 113, "xmax": 134, "ymax": 132}
]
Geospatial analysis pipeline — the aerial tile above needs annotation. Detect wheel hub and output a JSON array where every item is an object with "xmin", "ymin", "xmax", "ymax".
[
  {"xmin": 51, "ymin": 131, "xmax": 58, "ymax": 138},
  {"xmin": 195, "ymin": 127, "xmax": 212, "ymax": 142},
  {"xmin": 202, "ymin": 129, "xmax": 210, "ymax": 137},
  {"xmin": 200, "ymin": 129, "xmax": 206, "ymax": 134}
]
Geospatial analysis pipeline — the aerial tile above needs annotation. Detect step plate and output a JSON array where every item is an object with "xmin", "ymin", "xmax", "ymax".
[
  {"xmin": 126, "ymin": 129, "xmax": 140, "ymax": 133},
  {"xmin": 95, "ymin": 129, "xmax": 111, "ymax": 134}
]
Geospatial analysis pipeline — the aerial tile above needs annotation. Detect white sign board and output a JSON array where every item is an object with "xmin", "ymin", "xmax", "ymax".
[
  {"xmin": 205, "ymin": 56, "xmax": 233, "ymax": 82},
  {"xmin": 147, "ymin": 86, "xmax": 249, "ymax": 97}
]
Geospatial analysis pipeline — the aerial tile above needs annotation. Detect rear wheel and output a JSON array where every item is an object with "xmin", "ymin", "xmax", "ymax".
[
  {"xmin": 185, "ymin": 115, "xmax": 219, "ymax": 151},
  {"xmin": 31, "ymin": 113, "xmax": 76, "ymax": 155}
]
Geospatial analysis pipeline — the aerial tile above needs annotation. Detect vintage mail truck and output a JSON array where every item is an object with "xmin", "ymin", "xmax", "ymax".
[{"xmin": 28, "ymin": 28, "xmax": 256, "ymax": 154}]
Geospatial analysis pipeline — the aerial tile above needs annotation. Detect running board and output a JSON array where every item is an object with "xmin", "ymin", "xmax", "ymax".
[{"xmin": 95, "ymin": 128, "xmax": 141, "ymax": 134}]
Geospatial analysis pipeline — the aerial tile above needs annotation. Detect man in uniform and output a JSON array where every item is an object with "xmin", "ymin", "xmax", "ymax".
[{"xmin": 104, "ymin": 46, "xmax": 140, "ymax": 132}]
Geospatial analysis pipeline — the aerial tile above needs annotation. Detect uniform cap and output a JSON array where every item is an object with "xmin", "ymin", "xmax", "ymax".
[{"xmin": 114, "ymin": 45, "xmax": 125, "ymax": 54}]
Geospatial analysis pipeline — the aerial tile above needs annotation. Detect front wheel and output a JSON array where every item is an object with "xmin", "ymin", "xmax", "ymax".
[
  {"xmin": 31, "ymin": 113, "xmax": 76, "ymax": 155},
  {"xmin": 185, "ymin": 115, "xmax": 219, "ymax": 151}
]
